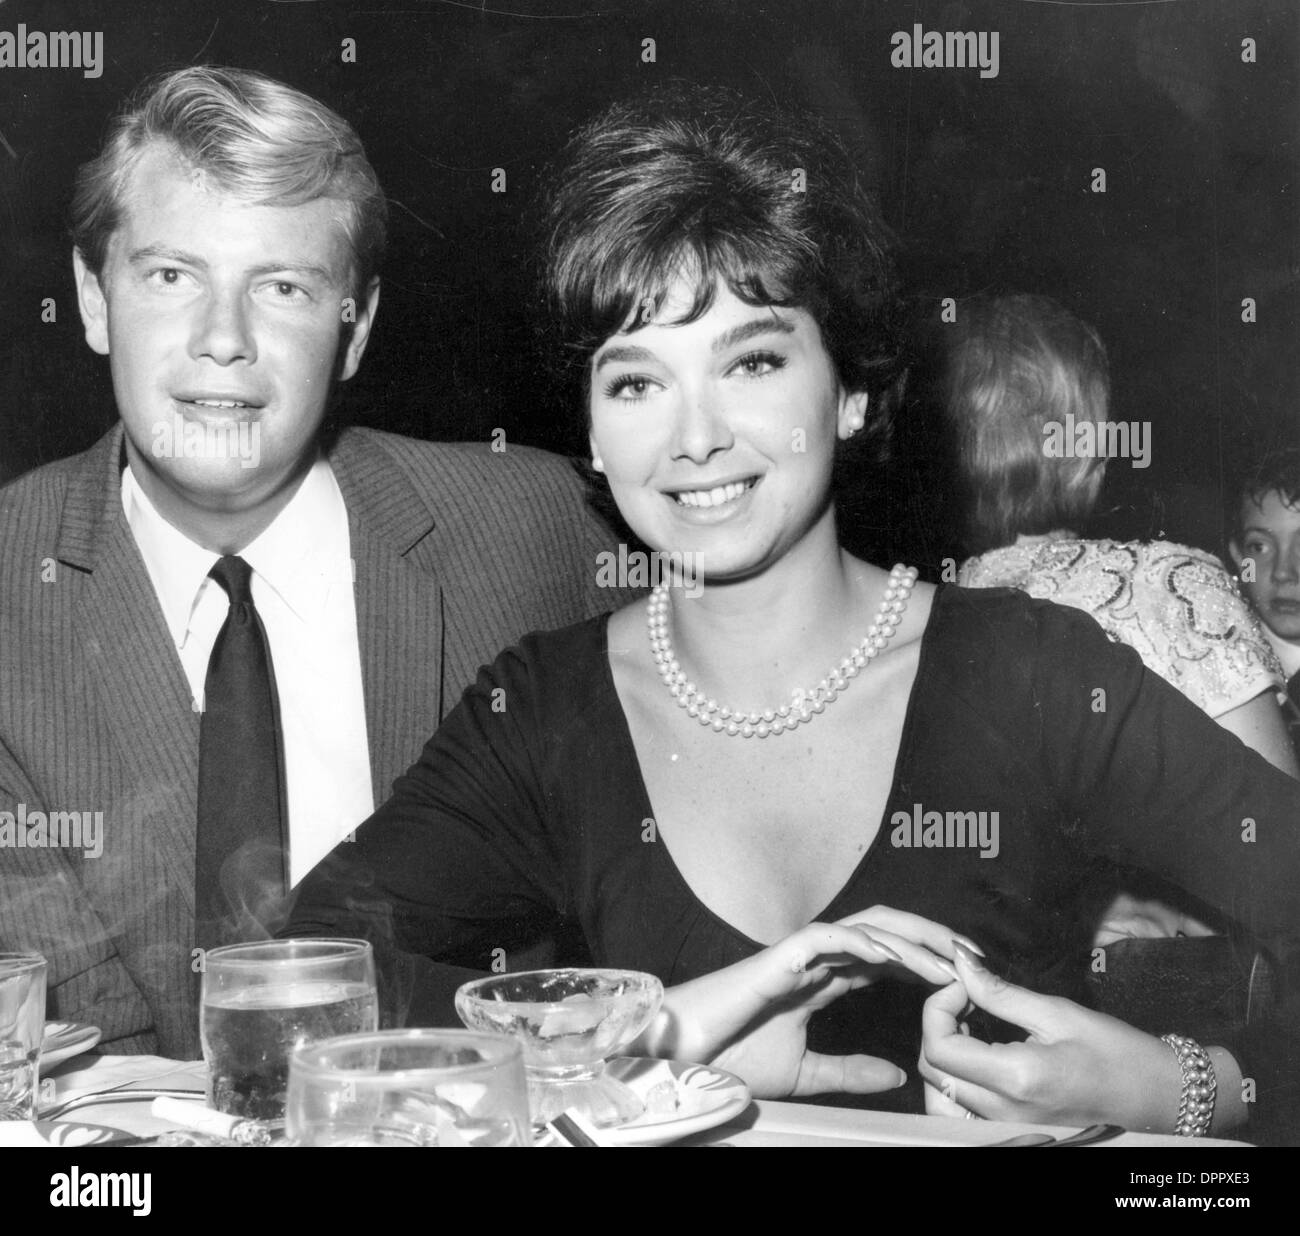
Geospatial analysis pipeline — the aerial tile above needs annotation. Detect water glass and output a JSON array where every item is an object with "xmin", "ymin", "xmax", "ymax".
[
  {"xmin": 0, "ymin": 953, "xmax": 47, "ymax": 1120},
  {"xmin": 286, "ymin": 1029, "xmax": 530, "ymax": 1146},
  {"xmin": 199, "ymin": 938, "xmax": 377, "ymax": 1121}
]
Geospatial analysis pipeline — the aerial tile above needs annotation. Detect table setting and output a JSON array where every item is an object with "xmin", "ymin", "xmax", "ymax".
[{"xmin": 1, "ymin": 946, "xmax": 1246, "ymax": 1149}]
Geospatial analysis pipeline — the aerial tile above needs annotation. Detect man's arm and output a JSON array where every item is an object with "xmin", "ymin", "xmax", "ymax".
[{"xmin": 0, "ymin": 738, "xmax": 155, "ymax": 1052}]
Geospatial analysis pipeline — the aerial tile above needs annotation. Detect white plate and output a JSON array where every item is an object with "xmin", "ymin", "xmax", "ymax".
[
  {"xmin": 597, "ymin": 1057, "xmax": 751, "ymax": 1147},
  {"xmin": 37, "ymin": 1119, "xmax": 122, "ymax": 1146},
  {"xmin": 0, "ymin": 1120, "xmax": 122, "ymax": 1148},
  {"xmin": 41, "ymin": 1022, "xmax": 102, "ymax": 1068}
]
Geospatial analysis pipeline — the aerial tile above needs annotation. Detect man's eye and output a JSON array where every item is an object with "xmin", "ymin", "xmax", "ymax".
[
  {"xmin": 147, "ymin": 267, "xmax": 188, "ymax": 288},
  {"xmin": 269, "ymin": 281, "xmax": 306, "ymax": 300}
]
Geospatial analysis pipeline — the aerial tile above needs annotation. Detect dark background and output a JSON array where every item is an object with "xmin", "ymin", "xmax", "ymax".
[{"xmin": 1, "ymin": 0, "xmax": 1295, "ymax": 563}]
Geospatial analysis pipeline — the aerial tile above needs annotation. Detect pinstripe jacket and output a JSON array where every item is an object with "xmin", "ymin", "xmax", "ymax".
[{"xmin": 0, "ymin": 424, "xmax": 630, "ymax": 1058}]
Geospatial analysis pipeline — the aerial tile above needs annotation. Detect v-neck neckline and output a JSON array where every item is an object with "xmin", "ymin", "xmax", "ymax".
[{"xmin": 595, "ymin": 585, "xmax": 947, "ymax": 950}]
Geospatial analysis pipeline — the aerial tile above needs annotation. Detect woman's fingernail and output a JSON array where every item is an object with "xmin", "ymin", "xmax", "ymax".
[
  {"xmin": 865, "ymin": 936, "xmax": 903, "ymax": 962},
  {"xmin": 954, "ymin": 935, "xmax": 986, "ymax": 957},
  {"xmin": 953, "ymin": 941, "xmax": 986, "ymax": 970},
  {"xmin": 936, "ymin": 959, "xmax": 959, "ymax": 981}
]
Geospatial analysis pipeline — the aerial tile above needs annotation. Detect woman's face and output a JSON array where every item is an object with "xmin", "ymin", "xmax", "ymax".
[{"xmin": 588, "ymin": 279, "xmax": 867, "ymax": 583}]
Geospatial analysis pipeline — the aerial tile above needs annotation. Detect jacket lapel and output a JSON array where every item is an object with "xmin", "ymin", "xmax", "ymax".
[
  {"xmin": 58, "ymin": 426, "xmax": 200, "ymax": 911},
  {"xmin": 329, "ymin": 431, "xmax": 444, "ymax": 805}
]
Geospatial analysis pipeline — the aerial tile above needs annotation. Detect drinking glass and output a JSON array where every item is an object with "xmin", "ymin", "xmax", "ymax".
[
  {"xmin": 0, "ymin": 953, "xmax": 46, "ymax": 1120},
  {"xmin": 199, "ymin": 938, "xmax": 377, "ymax": 1121},
  {"xmin": 456, "ymin": 968, "xmax": 663, "ymax": 1129},
  {"xmin": 286, "ymin": 1029, "xmax": 530, "ymax": 1146}
]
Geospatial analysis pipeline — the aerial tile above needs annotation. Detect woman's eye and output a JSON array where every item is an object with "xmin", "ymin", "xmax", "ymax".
[
  {"xmin": 730, "ymin": 350, "xmax": 786, "ymax": 378},
  {"xmin": 603, "ymin": 375, "xmax": 656, "ymax": 400},
  {"xmin": 1244, "ymin": 539, "xmax": 1273, "ymax": 558}
]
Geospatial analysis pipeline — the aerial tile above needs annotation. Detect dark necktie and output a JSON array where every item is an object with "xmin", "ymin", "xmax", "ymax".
[{"xmin": 195, "ymin": 555, "xmax": 289, "ymax": 950}]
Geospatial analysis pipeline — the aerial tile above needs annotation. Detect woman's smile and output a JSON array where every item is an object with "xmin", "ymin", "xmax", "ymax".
[{"xmin": 665, "ymin": 475, "xmax": 761, "ymax": 516}]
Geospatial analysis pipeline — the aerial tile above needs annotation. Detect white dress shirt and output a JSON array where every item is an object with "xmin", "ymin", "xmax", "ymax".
[{"xmin": 122, "ymin": 460, "xmax": 374, "ymax": 885}]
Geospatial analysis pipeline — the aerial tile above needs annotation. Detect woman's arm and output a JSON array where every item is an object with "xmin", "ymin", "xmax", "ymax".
[
  {"xmin": 1013, "ymin": 600, "xmax": 1300, "ymax": 1138},
  {"xmin": 284, "ymin": 638, "xmax": 567, "ymax": 1025},
  {"xmin": 1020, "ymin": 600, "xmax": 1300, "ymax": 939},
  {"xmin": 1216, "ymin": 691, "xmax": 1300, "ymax": 778}
]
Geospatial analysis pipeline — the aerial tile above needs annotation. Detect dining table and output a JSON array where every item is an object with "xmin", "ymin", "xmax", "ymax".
[{"xmin": 24, "ymin": 1053, "xmax": 1247, "ymax": 1148}]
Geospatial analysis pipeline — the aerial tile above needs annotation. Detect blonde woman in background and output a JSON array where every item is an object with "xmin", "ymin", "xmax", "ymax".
[{"xmin": 948, "ymin": 293, "xmax": 1296, "ymax": 778}]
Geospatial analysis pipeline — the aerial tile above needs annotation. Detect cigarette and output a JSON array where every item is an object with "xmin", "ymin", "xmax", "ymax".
[{"xmin": 150, "ymin": 1096, "xmax": 274, "ymax": 1146}]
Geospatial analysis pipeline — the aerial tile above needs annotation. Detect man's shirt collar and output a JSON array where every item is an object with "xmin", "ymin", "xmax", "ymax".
[{"xmin": 121, "ymin": 457, "xmax": 349, "ymax": 648}]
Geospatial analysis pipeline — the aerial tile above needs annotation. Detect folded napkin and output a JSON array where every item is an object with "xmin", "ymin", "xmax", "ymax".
[{"xmin": 49, "ymin": 1054, "xmax": 206, "ymax": 1103}]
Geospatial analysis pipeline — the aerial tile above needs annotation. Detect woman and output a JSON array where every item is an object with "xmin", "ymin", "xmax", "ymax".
[
  {"xmin": 947, "ymin": 293, "xmax": 1297, "ymax": 778},
  {"xmin": 288, "ymin": 86, "xmax": 1300, "ymax": 1140}
]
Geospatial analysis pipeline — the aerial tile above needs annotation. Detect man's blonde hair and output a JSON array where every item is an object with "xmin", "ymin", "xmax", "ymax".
[{"xmin": 71, "ymin": 65, "xmax": 387, "ymax": 293}]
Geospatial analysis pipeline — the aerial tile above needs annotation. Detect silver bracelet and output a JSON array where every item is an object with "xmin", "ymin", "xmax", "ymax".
[{"xmin": 1161, "ymin": 1033, "xmax": 1217, "ymax": 1137}]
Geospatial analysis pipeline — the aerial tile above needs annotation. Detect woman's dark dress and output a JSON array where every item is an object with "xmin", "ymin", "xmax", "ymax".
[{"xmin": 289, "ymin": 586, "xmax": 1300, "ymax": 1139}]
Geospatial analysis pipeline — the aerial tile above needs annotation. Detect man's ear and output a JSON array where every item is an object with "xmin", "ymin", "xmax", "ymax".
[
  {"xmin": 339, "ymin": 277, "xmax": 381, "ymax": 381},
  {"xmin": 72, "ymin": 249, "xmax": 111, "ymax": 356}
]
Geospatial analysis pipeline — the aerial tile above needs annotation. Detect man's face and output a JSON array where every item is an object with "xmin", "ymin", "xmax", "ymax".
[
  {"xmin": 74, "ymin": 144, "xmax": 377, "ymax": 528},
  {"xmin": 1231, "ymin": 489, "xmax": 1300, "ymax": 643}
]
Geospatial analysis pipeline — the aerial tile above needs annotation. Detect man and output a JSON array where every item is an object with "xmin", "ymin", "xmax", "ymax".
[
  {"xmin": 0, "ymin": 66, "xmax": 628, "ymax": 1058},
  {"xmin": 1228, "ymin": 446, "xmax": 1300, "ymax": 762}
]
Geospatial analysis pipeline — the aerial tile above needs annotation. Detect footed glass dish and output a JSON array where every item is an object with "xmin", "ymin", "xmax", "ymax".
[{"xmin": 455, "ymin": 968, "xmax": 664, "ymax": 1130}]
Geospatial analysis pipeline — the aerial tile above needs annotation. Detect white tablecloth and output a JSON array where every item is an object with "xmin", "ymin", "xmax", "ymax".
[{"xmin": 27, "ymin": 1054, "xmax": 1245, "ymax": 1147}]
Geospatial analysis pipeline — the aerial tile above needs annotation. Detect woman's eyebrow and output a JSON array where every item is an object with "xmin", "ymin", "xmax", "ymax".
[
  {"xmin": 711, "ymin": 316, "xmax": 796, "ymax": 353},
  {"xmin": 593, "ymin": 344, "xmax": 656, "ymax": 372},
  {"xmin": 592, "ymin": 315, "xmax": 797, "ymax": 371}
]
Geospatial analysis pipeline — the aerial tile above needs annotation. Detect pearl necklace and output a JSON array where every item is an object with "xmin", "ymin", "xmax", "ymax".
[{"xmin": 646, "ymin": 563, "xmax": 918, "ymax": 738}]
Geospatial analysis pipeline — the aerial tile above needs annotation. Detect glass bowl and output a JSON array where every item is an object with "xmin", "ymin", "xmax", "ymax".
[{"xmin": 455, "ymin": 968, "xmax": 664, "ymax": 1129}]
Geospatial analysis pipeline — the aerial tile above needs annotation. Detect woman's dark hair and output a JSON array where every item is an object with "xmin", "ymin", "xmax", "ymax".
[{"xmin": 537, "ymin": 82, "xmax": 901, "ymax": 458}]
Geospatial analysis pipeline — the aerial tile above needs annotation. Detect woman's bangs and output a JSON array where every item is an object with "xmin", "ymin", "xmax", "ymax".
[{"xmin": 590, "ymin": 236, "xmax": 804, "ymax": 341}]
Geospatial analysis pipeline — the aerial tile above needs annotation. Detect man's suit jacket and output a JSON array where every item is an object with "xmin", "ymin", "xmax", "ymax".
[{"xmin": 0, "ymin": 424, "xmax": 633, "ymax": 1058}]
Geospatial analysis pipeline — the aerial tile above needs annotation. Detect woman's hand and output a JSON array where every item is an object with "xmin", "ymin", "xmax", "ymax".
[
  {"xmin": 635, "ymin": 906, "xmax": 973, "ymax": 1100},
  {"xmin": 919, "ymin": 944, "xmax": 1228, "ymax": 1131}
]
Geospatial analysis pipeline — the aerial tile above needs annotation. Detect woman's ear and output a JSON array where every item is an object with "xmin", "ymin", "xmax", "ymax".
[
  {"xmin": 837, "ymin": 389, "xmax": 870, "ymax": 440},
  {"xmin": 588, "ymin": 434, "xmax": 605, "ymax": 473}
]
